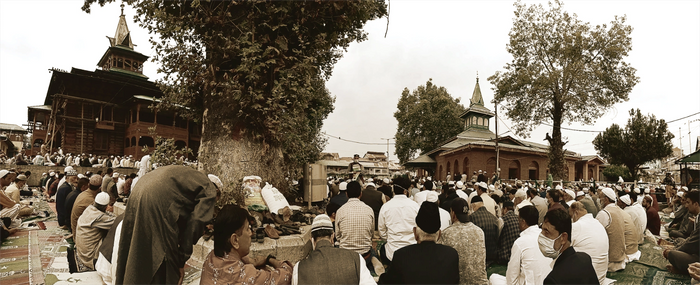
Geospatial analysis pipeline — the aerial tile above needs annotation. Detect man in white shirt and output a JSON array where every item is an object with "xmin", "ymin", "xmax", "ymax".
[
  {"xmin": 476, "ymin": 182, "xmax": 497, "ymax": 217},
  {"xmin": 424, "ymin": 191, "xmax": 451, "ymax": 231},
  {"xmin": 490, "ymin": 205, "xmax": 552, "ymax": 285},
  {"xmin": 621, "ymin": 193, "xmax": 647, "ymax": 245},
  {"xmin": 378, "ymin": 177, "xmax": 419, "ymax": 265},
  {"xmin": 570, "ymin": 201, "xmax": 609, "ymax": 285}
]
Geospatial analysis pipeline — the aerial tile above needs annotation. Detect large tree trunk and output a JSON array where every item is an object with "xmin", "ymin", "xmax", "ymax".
[
  {"xmin": 547, "ymin": 101, "xmax": 568, "ymax": 181},
  {"xmin": 198, "ymin": 105, "xmax": 289, "ymax": 207}
]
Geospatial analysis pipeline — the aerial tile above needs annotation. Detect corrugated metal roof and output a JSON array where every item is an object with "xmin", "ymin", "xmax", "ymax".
[{"xmin": 28, "ymin": 105, "xmax": 51, "ymax": 111}]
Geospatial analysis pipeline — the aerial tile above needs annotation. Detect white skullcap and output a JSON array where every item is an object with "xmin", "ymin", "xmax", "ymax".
[
  {"xmin": 564, "ymin": 189, "xmax": 576, "ymax": 199},
  {"xmin": 208, "ymin": 174, "xmax": 223, "ymax": 190},
  {"xmin": 555, "ymin": 185, "xmax": 563, "ymax": 190},
  {"xmin": 619, "ymin": 194, "xmax": 632, "ymax": 205},
  {"xmin": 478, "ymin": 182, "xmax": 488, "ymax": 189},
  {"xmin": 633, "ymin": 188, "xmax": 640, "ymax": 194},
  {"xmin": 682, "ymin": 186, "xmax": 688, "ymax": 191},
  {"xmin": 311, "ymin": 214, "xmax": 334, "ymax": 232},
  {"xmin": 0, "ymin": 170, "xmax": 9, "ymax": 178},
  {"xmin": 493, "ymin": 189, "xmax": 503, "ymax": 197},
  {"xmin": 112, "ymin": 172, "xmax": 119, "ymax": 178},
  {"xmin": 576, "ymin": 191, "xmax": 585, "ymax": 197},
  {"xmin": 366, "ymin": 182, "xmax": 375, "ymax": 188},
  {"xmin": 339, "ymin": 182, "xmax": 348, "ymax": 191},
  {"xmin": 95, "ymin": 192, "xmax": 110, "ymax": 205},
  {"xmin": 367, "ymin": 178, "xmax": 373, "ymax": 182},
  {"xmin": 77, "ymin": 174, "xmax": 85, "ymax": 179},
  {"xmin": 583, "ymin": 187, "xmax": 589, "ymax": 192},
  {"xmin": 478, "ymin": 170, "xmax": 483, "ymax": 174},
  {"xmin": 677, "ymin": 191, "xmax": 685, "ymax": 198},
  {"xmin": 89, "ymin": 174, "xmax": 102, "ymax": 186},
  {"xmin": 602, "ymin": 188, "xmax": 617, "ymax": 202},
  {"xmin": 50, "ymin": 171, "xmax": 55, "ymax": 177},
  {"xmin": 645, "ymin": 188, "xmax": 650, "ymax": 193},
  {"xmin": 383, "ymin": 178, "xmax": 390, "ymax": 184},
  {"xmin": 488, "ymin": 185, "xmax": 495, "ymax": 191},
  {"xmin": 455, "ymin": 181, "xmax": 464, "ymax": 189},
  {"xmin": 514, "ymin": 189, "xmax": 528, "ymax": 199},
  {"xmin": 64, "ymin": 166, "xmax": 74, "ymax": 173},
  {"xmin": 425, "ymin": 191, "xmax": 439, "ymax": 203}
]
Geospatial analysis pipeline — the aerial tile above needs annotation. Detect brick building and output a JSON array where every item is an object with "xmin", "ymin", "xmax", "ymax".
[
  {"xmin": 26, "ymin": 8, "xmax": 200, "ymax": 159},
  {"xmin": 405, "ymin": 78, "xmax": 606, "ymax": 182}
]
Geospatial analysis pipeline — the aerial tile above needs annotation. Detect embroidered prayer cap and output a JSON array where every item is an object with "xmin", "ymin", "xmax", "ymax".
[
  {"xmin": 620, "ymin": 194, "xmax": 632, "ymax": 205},
  {"xmin": 66, "ymin": 170, "xmax": 78, "ymax": 176},
  {"xmin": 16, "ymin": 174, "xmax": 27, "ymax": 181},
  {"xmin": 112, "ymin": 172, "xmax": 119, "ymax": 178},
  {"xmin": 415, "ymin": 201, "xmax": 441, "ymax": 234},
  {"xmin": 383, "ymin": 178, "xmax": 391, "ymax": 184},
  {"xmin": 311, "ymin": 214, "xmax": 334, "ymax": 232},
  {"xmin": 576, "ymin": 191, "xmax": 585, "ymax": 197},
  {"xmin": 0, "ymin": 170, "xmax": 9, "ymax": 178},
  {"xmin": 95, "ymin": 192, "xmax": 110, "ymax": 205},
  {"xmin": 455, "ymin": 181, "xmax": 464, "ymax": 189},
  {"xmin": 425, "ymin": 191, "xmax": 439, "ymax": 203},
  {"xmin": 602, "ymin": 188, "xmax": 617, "ymax": 202},
  {"xmin": 339, "ymin": 182, "xmax": 348, "ymax": 191},
  {"xmin": 478, "ymin": 182, "xmax": 488, "ymax": 190},
  {"xmin": 564, "ymin": 189, "xmax": 576, "ymax": 199}
]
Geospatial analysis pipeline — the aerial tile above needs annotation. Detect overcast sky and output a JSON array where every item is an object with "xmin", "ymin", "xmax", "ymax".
[{"xmin": 1, "ymin": 0, "xmax": 699, "ymax": 162}]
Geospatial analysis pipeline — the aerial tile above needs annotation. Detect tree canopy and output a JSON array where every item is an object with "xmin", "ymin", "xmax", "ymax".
[
  {"xmin": 394, "ymin": 79, "xmax": 466, "ymax": 164},
  {"xmin": 488, "ymin": 0, "xmax": 639, "ymax": 180},
  {"xmin": 593, "ymin": 109, "xmax": 674, "ymax": 181},
  {"xmin": 82, "ymin": 0, "xmax": 387, "ymax": 203}
]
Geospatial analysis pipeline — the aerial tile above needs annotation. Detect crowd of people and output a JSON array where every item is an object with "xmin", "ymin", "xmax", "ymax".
[
  {"xmin": 1, "ymin": 158, "xmax": 700, "ymax": 284},
  {"xmin": 0, "ymin": 146, "xmax": 197, "ymax": 168}
]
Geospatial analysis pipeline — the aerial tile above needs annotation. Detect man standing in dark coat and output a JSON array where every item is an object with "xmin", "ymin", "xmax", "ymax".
[
  {"xmin": 541, "ymin": 209, "xmax": 599, "ymax": 284},
  {"xmin": 378, "ymin": 202, "xmax": 459, "ymax": 284},
  {"xmin": 114, "ymin": 165, "xmax": 217, "ymax": 285}
]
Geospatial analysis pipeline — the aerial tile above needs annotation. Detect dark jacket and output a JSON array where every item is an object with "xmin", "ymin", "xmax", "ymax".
[
  {"xmin": 329, "ymin": 191, "xmax": 349, "ymax": 208},
  {"xmin": 360, "ymin": 186, "xmax": 384, "ymax": 230},
  {"xmin": 297, "ymin": 239, "xmax": 361, "ymax": 285},
  {"xmin": 544, "ymin": 247, "xmax": 599, "ymax": 284},
  {"xmin": 378, "ymin": 241, "xmax": 459, "ymax": 284},
  {"xmin": 56, "ymin": 182, "xmax": 73, "ymax": 227},
  {"xmin": 470, "ymin": 206, "xmax": 500, "ymax": 265},
  {"xmin": 378, "ymin": 185, "xmax": 393, "ymax": 199}
]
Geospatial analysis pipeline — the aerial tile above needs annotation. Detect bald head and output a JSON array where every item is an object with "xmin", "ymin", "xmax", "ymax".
[{"xmin": 569, "ymin": 201, "xmax": 587, "ymax": 222}]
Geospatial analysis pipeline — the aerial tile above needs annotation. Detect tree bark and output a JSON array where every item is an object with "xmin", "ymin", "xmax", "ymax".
[
  {"xmin": 198, "ymin": 103, "xmax": 288, "ymax": 207},
  {"xmin": 547, "ymin": 101, "xmax": 568, "ymax": 181}
]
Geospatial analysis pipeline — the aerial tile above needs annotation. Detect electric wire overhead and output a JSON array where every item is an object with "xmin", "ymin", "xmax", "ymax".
[{"xmin": 322, "ymin": 132, "xmax": 395, "ymax": 146}]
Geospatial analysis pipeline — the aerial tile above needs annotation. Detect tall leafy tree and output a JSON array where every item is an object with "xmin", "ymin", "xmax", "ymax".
[
  {"xmin": 394, "ymin": 79, "xmax": 466, "ymax": 164},
  {"xmin": 82, "ymin": 0, "xmax": 387, "ymax": 204},
  {"xmin": 488, "ymin": 0, "xmax": 639, "ymax": 180},
  {"xmin": 593, "ymin": 109, "xmax": 674, "ymax": 181}
]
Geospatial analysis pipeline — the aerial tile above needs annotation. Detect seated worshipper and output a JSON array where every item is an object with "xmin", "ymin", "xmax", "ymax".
[
  {"xmin": 56, "ymin": 169, "xmax": 78, "ymax": 230},
  {"xmin": 95, "ymin": 215, "xmax": 125, "ymax": 285},
  {"xmin": 439, "ymin": 184, "xmax": 459, "ymax": 212},
  {"xmin": 663, "ymin": 190, "xmax": 700, "ymax": 275},
  {"xmin": 293, "ymin": 214, "xmax": 374, "ymax": 285},
  {"xmin": 412, "ymin": 181, "xmax": 433, "ymax": 204},
  {"xmin": 490, "ymin": 205, "xmax": 552, "ymax": 285},
  {"xmin": 335, "ymin": 181, "xmax": 376, "ymax": 272},
  {"xmin": 513, "ymin": 189, "xmax": 533, "ymax": 214},
  {"xmin": 3, "ymin": 174, "xmax": 33, "ymax": 216},
  {"xmin": 596, "ymin": 187, "xmax": 637, "ymax": 272},
  {"xmin": 72, "ymin": 175, "xmax": 103, "ymax": 236},
  {"xmin": 378, "ymin": 178, "xmax": 394, "ymax": 200},
  {"xmin": 469, "ymin": 195, "xmax": 499, "ymax": 266},
  {"xmin": 329, "ymin": 181, "xmax": 349, "ymax": 208},
  {"xmin": 75, "ymin": 192, "xmax": 116, "ymax": 271},
  {"xmin": 378, "ymin": 202, "xmax": 459, "ymax": 284},
  {"xmin": 669, "ymin": 193, "xmax": 695, "ymax": 240},
  {"xmin": 377, "ymin": 176, "xmax": 419, "ymax": 265},
  {"xmin": 547, "ymin": 188, "xmax": 566, "ymax": 212},
  {"xmin": 689, "ymin": 262, "xmax": 700, "ymax": 282},
  {"xmin": 643, "ymin": 195, "xmax": 661, "ymax": 235},
  {"xmin": 424, "ymin": 191, "xmax": 451, "ymax": 231},
  {"xmin": 497, "ymin": 200, "xmax": 520, "ymax": 264},
  {"xmin": 65, "ymin": 177, "xmax": 89, "ymax": 235},
  {"xmin": 541, "ymin": 209, "xmax": 599, "ymax": 284},
  {"xmin": 476, "ymin": 182, "xmax": 498, "ymax": 217},
  {"xmin": 360, "ymin": 180, "xmax": 386, "ymax": 232},
  {"xmin": 439, "ymin": 198, "xmax": 489, "ymax": 285},
  {"xmin": 620, "ymin": 193, "xmax": 647, "ymax": 245},
  {"xmin": 576, "ymin": 190, "xmax": 598, "ymax": 218},
  {"xmin": 563, "ymin": 189, "xmax": 576, "ymax": 207},
  {"xmin": 569, "ymin": 201, "xmax": 609, "ymax": 285},
  {"xmin": 200, "ymin": 205, "xmax": 292, "ymax": 285},
  {"xmin": 115, "ymin": 166, "xmax": 217, "ymax": 285},
  {"xmin": 528, "ymin": 188, "xmax": 548, "ymax": 224}
]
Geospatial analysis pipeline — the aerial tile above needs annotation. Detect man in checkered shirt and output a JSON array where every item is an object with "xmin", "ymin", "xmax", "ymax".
[{"xmin": 335, "ymin": 181, "xmax": 376, "ymax": 271}]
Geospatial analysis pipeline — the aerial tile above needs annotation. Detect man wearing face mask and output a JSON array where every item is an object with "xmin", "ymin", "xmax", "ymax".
[{"xmin": 540, "ymin": 208, "xmax": 598, "ymax": 284}]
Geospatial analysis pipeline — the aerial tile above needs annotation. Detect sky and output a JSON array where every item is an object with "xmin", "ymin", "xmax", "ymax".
[{"xmin": 1, "ymin": 0, "xmax": 699, "ymax": 162}]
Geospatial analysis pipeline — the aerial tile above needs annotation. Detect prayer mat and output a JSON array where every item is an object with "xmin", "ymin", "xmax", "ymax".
[
  {"xmin": 486, "ymin": 264, "xmax": 507, "ymax": 278},
  {"xmin": 637, "ymin": 242, "xmax": 672, "ymax": 270}
]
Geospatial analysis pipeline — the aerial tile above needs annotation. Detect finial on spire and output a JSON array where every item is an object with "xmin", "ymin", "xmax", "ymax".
[
  {"xmin": 120, "ymin": 2, "xmax": 125, "ymax": 16},
  {"xmin": 476, "ymin": 71, "xmax": 479, "ymax": 83}
]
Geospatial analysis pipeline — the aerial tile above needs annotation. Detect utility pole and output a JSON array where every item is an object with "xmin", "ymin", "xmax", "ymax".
[
  {"xmin": 679, "ymin": 127, "xmax": 683, "ymax": 156},
  {"xmin": 495, "ymin": 102, "xmax": 500, "ymax": 178}
]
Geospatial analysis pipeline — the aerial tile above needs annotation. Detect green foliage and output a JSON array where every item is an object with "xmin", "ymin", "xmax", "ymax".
[
  {"xmin": 593, "ymin": 109, "xmax": 674, "ymax": 181},
  {"xmin": 394, "ymin": 79, "xmax": 466, "ymax": 164},
  {"xmin": 82, "ymin": 0, "xmax": 386, "ymax": 170},
  {"xmin": 488, "ymin": 0, "xmax": 638, "ymax": 180},
  {"xmin": 142, "ymin": 127, "xmax": 193, "ymax": 166},
  {"xmin": 602, "ymin": 164, "xmax": 632, "ymax": 182}
]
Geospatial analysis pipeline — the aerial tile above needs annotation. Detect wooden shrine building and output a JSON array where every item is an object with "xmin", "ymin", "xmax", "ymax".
[{"xmin": 26, "ymin": 8, "xmax": 200, "ymax": 159}]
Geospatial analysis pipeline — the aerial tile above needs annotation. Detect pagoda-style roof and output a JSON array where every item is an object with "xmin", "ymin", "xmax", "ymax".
[{"xmin": 108, "ymin": 4, "xmax": 135, "ymax": 50}]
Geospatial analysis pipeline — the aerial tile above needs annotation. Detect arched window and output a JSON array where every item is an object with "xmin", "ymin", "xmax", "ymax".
[
  {"xmin": 446, "ymin": 161, "xmax": 451, "ymax": 180},
  {"xmin": 508, "ymin": 160, "xmax": 521, "ymax": 180},
  {"xmin": 125, "ymin": 138, "xmax": 130, "ymax": 148},
  {"xmin": 463, "ymin": 157, "xmax": 469, "ymax": 177},
  {"xmin": 131, "ymin": 136, "xmax": 136, "ymax": 147},
  {"xmin": 138, "ymin": 136, "xmax": 154, "ymax": 147},
  {"xmin": 528, "ymin": 161, "xmax": 539, "ymax": 180},
  {"xmin": 454, "ymin": 159, "xmax": 459, "ymax": 177},
  {"xmin": 486, "ymin": 157, "xmax": 497, "ymax": 175}
]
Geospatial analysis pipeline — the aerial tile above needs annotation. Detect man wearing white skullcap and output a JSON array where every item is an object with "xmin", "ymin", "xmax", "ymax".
[
  {"xmin": 597, "ymin": 188, "xmax": 639, "ymax": 271},
  {"xmin": 618, "ymin": 194, "xmax": 646, "ymax": 246},
  {"xmin": 563, "ymin": 189, "xmax": 576, "ymax": 207},
  {"xmin": 71, "ymin": 175, "xmax": 106, "ymax": 236},
  {"xmin": 76, "ymin": 192, "xmax": 116, "ymax": 271}
]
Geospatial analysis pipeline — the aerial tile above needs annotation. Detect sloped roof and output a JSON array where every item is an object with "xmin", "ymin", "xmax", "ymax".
[{"xmin": 0, "ymin": 123, "xmax": 26, "ymax": 133}]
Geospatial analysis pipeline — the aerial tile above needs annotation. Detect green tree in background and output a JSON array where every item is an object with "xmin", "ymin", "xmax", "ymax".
[
  {"xmin": 602, "ymin": 164, "xmax": 632, "ymax": 182},
  {"xmin": 593, "ymin": 109, "xmax": 674, "ymax": 181},
  {"xmin": 82, "ymin": 0, "xmax": 387, "ymax": 204},
  {"xmin": 488, "ymin": 0, "xmax": 639, "ymax": 180},
  {"xmin": 394, "ymin": 79, "xmax": 466, "ymax": 164}
]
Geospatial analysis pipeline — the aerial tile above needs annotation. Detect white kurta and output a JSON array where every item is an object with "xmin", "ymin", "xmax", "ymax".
[
  {"xmin": 572, "ymin": 213, "xmax": 610, "ymax": 284},
  {"xmin": 378, "ymin": 195, "xmax": 419, "ymax": 261},
  {"xmin": 498, "ymin": 225, "xmax": 552, "ymax": 285},
  {"xmin": 624, "ymin": 203, "xmax": 648, "ymax": 244}
]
